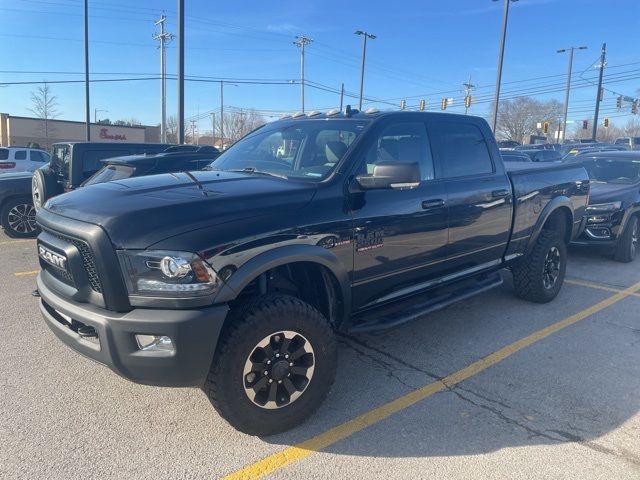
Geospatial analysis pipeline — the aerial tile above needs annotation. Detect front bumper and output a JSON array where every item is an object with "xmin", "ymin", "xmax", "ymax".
[{"xmin": 38, "ymin": 274, "xmax": 229, "ymax": 387}]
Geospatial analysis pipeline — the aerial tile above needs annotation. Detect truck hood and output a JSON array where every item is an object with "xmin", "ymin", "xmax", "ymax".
[
  {"xmin": 588, "ymin": 181, "xmax": 639, "ymax": 206},
  {"xmin": 44, "ymin": 170, "xmax": 317, "ymax": 248}
]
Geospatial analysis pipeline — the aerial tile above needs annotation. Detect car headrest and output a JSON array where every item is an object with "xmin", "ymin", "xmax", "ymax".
[{"xmin": 325, "ymin": 141, "xmax": 348, "ymax": 163}]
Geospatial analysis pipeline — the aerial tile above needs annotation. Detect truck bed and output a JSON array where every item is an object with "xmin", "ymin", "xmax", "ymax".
[{"xmin": 504, "ymin": 162, "xmax": 589, "ymax": 259}]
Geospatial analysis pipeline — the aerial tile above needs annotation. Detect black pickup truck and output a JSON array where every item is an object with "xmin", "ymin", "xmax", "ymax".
[{"xmin": 34, "ymin": 110, "xmax": 589, "ymax": 435}]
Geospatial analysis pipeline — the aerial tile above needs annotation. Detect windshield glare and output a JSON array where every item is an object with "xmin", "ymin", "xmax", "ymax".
[
  {"xmin": 585, "ymin": 160, "xmax": 640, "ymax": 184},
  {"xmin": 209, "ymin": 120, "xmax": 370, "ymax": 181}
]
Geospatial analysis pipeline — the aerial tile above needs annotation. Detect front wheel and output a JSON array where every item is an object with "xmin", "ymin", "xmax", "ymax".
[
  {"xmin": 203, "ymin": 295, "xmax": 337, "ymax": 436},
  {"xmin": 1, "ymin": 197, "xmax": 38, "ymax": 238},
  {"xmin": 511, "ymin": 230, "xmax": 567, "ymax": 303},
  {"xmin": 614, "ymin": 215, "xmax": 638, "ymax": 263}
]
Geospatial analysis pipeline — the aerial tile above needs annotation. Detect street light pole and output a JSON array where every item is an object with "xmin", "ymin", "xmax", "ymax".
[
  {"xmin": 177, "ymin": 0, "xmax": 185, "ymax": 144},
  {"xmin": 154, "ymin": 15, "xmax": 174, "ymax": 143},
  {"xmin": 592, "ymin": 43, "xmax": 607, "ymax": 141},
  {"xmin": 84, "ymin": 0, "xmax": 90, "ymax": 141},
  {"xmin": 491, "ymin": 0, "xmax": 517, "ymax": 133},
  {"xmin": 558, "ymin": 45, "xmax": 588, "ymax": 143},
  {"xmin": 355, "ymin": 30, "xmax": 376, "ymax": 111},
  {"xmin": 293, "ymin": 36, "xmax": 313, "ymax": 113}
]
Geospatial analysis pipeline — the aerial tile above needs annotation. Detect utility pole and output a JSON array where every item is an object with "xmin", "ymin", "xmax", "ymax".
[
  {"xmin": 220, "ymin": 81, "xmax": 224, "ymax": 150},
  {"xmin": 154, "ymin": 15, "xmax": 175, "ymax": 143},
  {"xmin": 355, "ymin": 30, "xmax": 376, "ymax": 110},
  {"xmin": 592, "ymin": 42, "xmax": 607, "ymax": 141},
  {"xmin": 210, "ymin": 112, "xmax": 216, "ymax": 147},
  {"xmin": 463, "ymin": 75, "xmax": 475, "ymax": 115},
  {"xmin": 177, "ymin": 0, "xmax": 185, "ymax": 144},
  {"xmin": 491, "ymin": 0, "xmax": 518, "ymax": 133},
  {"xmin": 339, "ymin": 82, "xmax": 344, "ymax": 111},
  {"xmin": 293, "ymin": 36, "xmax": 313, "ymax": 113},
  {"xmin": 557, "ymin": 45, "xmax": 588, "ymax": 143},
  {"xmin": 84, "ymin": 0, "xmax": 90, "ymax": 141}
]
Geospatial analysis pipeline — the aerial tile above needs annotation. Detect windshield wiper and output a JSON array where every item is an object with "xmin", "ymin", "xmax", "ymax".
[{"xmin": 227, "ymin": 167, "xmax": 288, "ymax": 179}]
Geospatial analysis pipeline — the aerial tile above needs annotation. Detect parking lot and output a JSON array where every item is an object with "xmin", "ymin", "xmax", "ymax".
[{"xmin": 1, "ymin": 229, "xmax": 639, "ymax": 480}]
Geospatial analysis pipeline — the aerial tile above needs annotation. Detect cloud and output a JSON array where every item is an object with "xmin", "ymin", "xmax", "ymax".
[{"xmin": 267, "ymin": 23, "xmax": 299, "ymax": 33}]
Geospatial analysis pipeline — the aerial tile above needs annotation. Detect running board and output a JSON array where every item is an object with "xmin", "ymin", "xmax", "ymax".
[{"xmin": 349, "ymin": 272, "xmax": 503, "ymax": 333}]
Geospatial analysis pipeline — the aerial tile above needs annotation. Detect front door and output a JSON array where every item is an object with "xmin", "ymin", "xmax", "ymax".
[{"xmin": 350, "ymin": 119, "xmax": 449, "ymax": 310}]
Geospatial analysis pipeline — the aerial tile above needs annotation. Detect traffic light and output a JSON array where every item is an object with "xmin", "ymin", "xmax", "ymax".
[
  {"xmin": 582, "ymin": 120, "xmax": 588, "ymax": 130},
  {"xmin": 604, "ymin": 117, "xmax": 609, "ymax": 128},
  {"xmin": 400, "ymin": 99, "xmax": 406, "ymax": 110},
  {"xmin": 543, "ymin": 122, "xmax": 549, "ymax": 134},
  {"xmin": 464, "ymin": 95, "xmax": 472, "ymax": 109},
  {"xmin": 616, "ymin": 96, "xmax": 623, "ymax": 109},
  {"xmin": 419, "ymin": 99, "xmax": 426, "ymax": 111},
  {"xmin": 441, "ymin": 98, "xmax": 447, "ymax": 110},
  {"xmin": 632, "ymin": 101, "xmax": 638, "ymax": 115}
]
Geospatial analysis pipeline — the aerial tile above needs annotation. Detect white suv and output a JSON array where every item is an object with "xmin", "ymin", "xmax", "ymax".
[
  {"xmin": 0, "ymin": 147, "xmax": 51, "ymax": 174},
  {"xmin": 614, "ymin": 137, "xmax": 640, "ymax": 151}
]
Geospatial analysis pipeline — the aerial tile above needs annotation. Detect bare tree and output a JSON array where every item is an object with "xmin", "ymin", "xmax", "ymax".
[
  {"xmin": 165, "ymin": 115, "xmax": 192, "ymax": 144},
  {"xmin": 218, "ymin": 109, "xmax": 266, "ymax": 146},
  {"xmin": 28, "ymin": 83, "xmax": 60, "ymax": 150},
  {"xmin": 495, "ymin": 97, "xmax": 563, "ymax": 143}
]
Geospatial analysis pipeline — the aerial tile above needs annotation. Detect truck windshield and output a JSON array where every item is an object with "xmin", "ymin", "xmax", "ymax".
[{"xmin": 209, "ymin": 119, "xmax": 370, "ymax": 181}]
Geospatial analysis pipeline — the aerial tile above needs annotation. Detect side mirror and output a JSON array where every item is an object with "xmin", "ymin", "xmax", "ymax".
[{"xmin": 355, "ymin": 162, "xmax": 421, "ymax": 190}]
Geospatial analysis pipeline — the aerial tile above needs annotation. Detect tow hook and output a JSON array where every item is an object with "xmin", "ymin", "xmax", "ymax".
[
  {"xmin": 31, "ymin": 289, "xmax": 40, "ymax": 298},
  {"xmin": 77, "ymin": 325, "xmax": 98, "ymax": 338}
]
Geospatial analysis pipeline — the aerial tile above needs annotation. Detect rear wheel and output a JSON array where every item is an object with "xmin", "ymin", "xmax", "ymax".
[
  {"xmin": 203, "ymin": 295, "xmax": 337, "ymax": 435},
  {"xmin": 614, "ymin": 215, "xmax": 639, "ymax": 263},
  {"xmin": 1, "ymin": 197, "xmax": 38, "ymax": 238},
  {"xmin": 511, "ymin": 230, "xmax": 567, "ymax": 303}
]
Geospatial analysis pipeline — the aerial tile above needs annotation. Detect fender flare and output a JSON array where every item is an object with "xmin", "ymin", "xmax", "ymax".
[
  {"xmin": 616, "ymin": 205, "xmax": 640, "ymax": 237},
  {"xmin": 525, "ymin": 196, "xmax": 574, "ymax": 255},
  {"xmin": 213, "ymin": 244, "xmax": 352, "ymax": 323}
]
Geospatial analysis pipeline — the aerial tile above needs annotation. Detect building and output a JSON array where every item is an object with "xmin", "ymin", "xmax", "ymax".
[{"xmin": 0, "ymin": 113, "xmax": 160, "ymax": 149}]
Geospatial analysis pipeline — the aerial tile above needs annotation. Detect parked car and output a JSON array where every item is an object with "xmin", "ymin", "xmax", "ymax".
[
  {"xmin": 82, "ymin": 149, "xmax": 220, "ymax": 187},
  {"xmin": 572, "ymin": 151, "xmax": 640, "ymax": 262},
  {"xmin": 1, "ymin": 144, "xmax": 224, "ymax": 238},
  {"xmin": 0, "ymin": 147, "xmax": 50, "ymax": 174},
  {"xmin": 520, "ymin": 149, "xmax": 562, "ymax": 162},
  {"xmin": 515, "ymin": 143, "xmax": 556, "ymax": 151},
  {"xmin": 501, "ymin": 152, "xmax": 532, "ymax": 162},
  {"xmin": 31, "ymin": 141, "xmax": 172, "ymax": 211},
  {"xmin": 614, "ymin": 137, "xmax": 640, "ymax": 151},
  {"xmin": 35, "ymin": 110, "xmax": 589, "ymax": 435},
  {"xmin": 562, "ymin": 144, "xmax": 626, "ymax": 159},
  {"xmin": 497, "ymin": 140, "xmax": 521, "ymax": 149}
]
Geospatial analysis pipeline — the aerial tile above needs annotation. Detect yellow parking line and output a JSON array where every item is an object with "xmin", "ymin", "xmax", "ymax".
[
  {"xmin": 0, "ymin": 239, "xmax": 35, "ymax": 246},
  {"xmin": 14, "ymin": 270, "xmax": 39, "ymax": 277},
  {"xmin": 223, "ymin": 281, "xmax": 640, "ymax": 480},
  {"xmin": 566, "ymin": 278, "xmax": 640, "ymax": 298}
]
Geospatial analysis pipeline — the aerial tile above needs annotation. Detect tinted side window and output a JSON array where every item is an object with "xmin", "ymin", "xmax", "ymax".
[
  {"xmin": 615, "ymin": 138, "xmax": 628, "ymax": 145},
  {"xmin": 360, "ymin": 122, "xmax": 435, "ymax": 181},
  {"xmin": 14, "ymin": 150, "xmax": 27, "ymax": 160},
  {"xmin": 0, "ymin": 148, "xmax": 8, "ymax": 160},
  {"xmin": 436, "ymin": 123, "xmax": 493, "ymax": 178},
  {"xmin": 31, "ymin": 151, "xmax": 48, "ymax": 162},
  {"xmin": 82, "ymin": 150, "xmax": 132, "ymax": 175}
]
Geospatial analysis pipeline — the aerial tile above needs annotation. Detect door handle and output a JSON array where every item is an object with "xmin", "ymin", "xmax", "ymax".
[
  {"xmin": 422, "ymin": 199, "xmax": 446, "ymax": 209},
  {"xmin": 491, "ymin": 189, "xmax": 510, "ymax": 198}
]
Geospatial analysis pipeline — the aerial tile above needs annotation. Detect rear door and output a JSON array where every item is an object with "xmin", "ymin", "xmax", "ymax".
[
  {"xmin": 351, "ymin": 117, "xmax": 449, "ymax": 309},
  {"xmin": 430, "ymin": 118, "xmax": 512, "ymax": 271}
]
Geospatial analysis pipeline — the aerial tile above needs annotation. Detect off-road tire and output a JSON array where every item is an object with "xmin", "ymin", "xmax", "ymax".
[
  {"xmin": 1, "ymin": 196, "xmax": 38, "ymax": 238},
  {"xmin": 32, "ymin": 166, "xmax": 59, "ymax": 212},
  {"xmin": 614, "ymin": 215, "xmax": 638, "ymax": 263},
  {"xmin": 203, "ymin": 294, "xmax": 337, "ymax": 436},
  {"xmin": 511, "ymin": 230, "xmax": 567, "ymax": 303}
]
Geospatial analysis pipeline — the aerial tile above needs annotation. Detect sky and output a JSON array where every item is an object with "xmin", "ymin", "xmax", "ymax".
[{"xmin": 1, "ymin": 0, "xmax": 639, "ymax": 135}]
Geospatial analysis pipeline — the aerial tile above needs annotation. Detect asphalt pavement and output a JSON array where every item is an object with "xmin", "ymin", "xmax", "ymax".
[{"xmin": 0, "ymin": 232, "xmax": 638, "ymax": 479}]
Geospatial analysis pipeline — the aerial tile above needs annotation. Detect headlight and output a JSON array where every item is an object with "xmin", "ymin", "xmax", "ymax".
[
  {"xmin": 586, "ymin": 201, "xmax": 622, "ymax": 213},
  {"xmin": 117, "ymin": 250, "xmax": 221, "ymax": 298}
]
